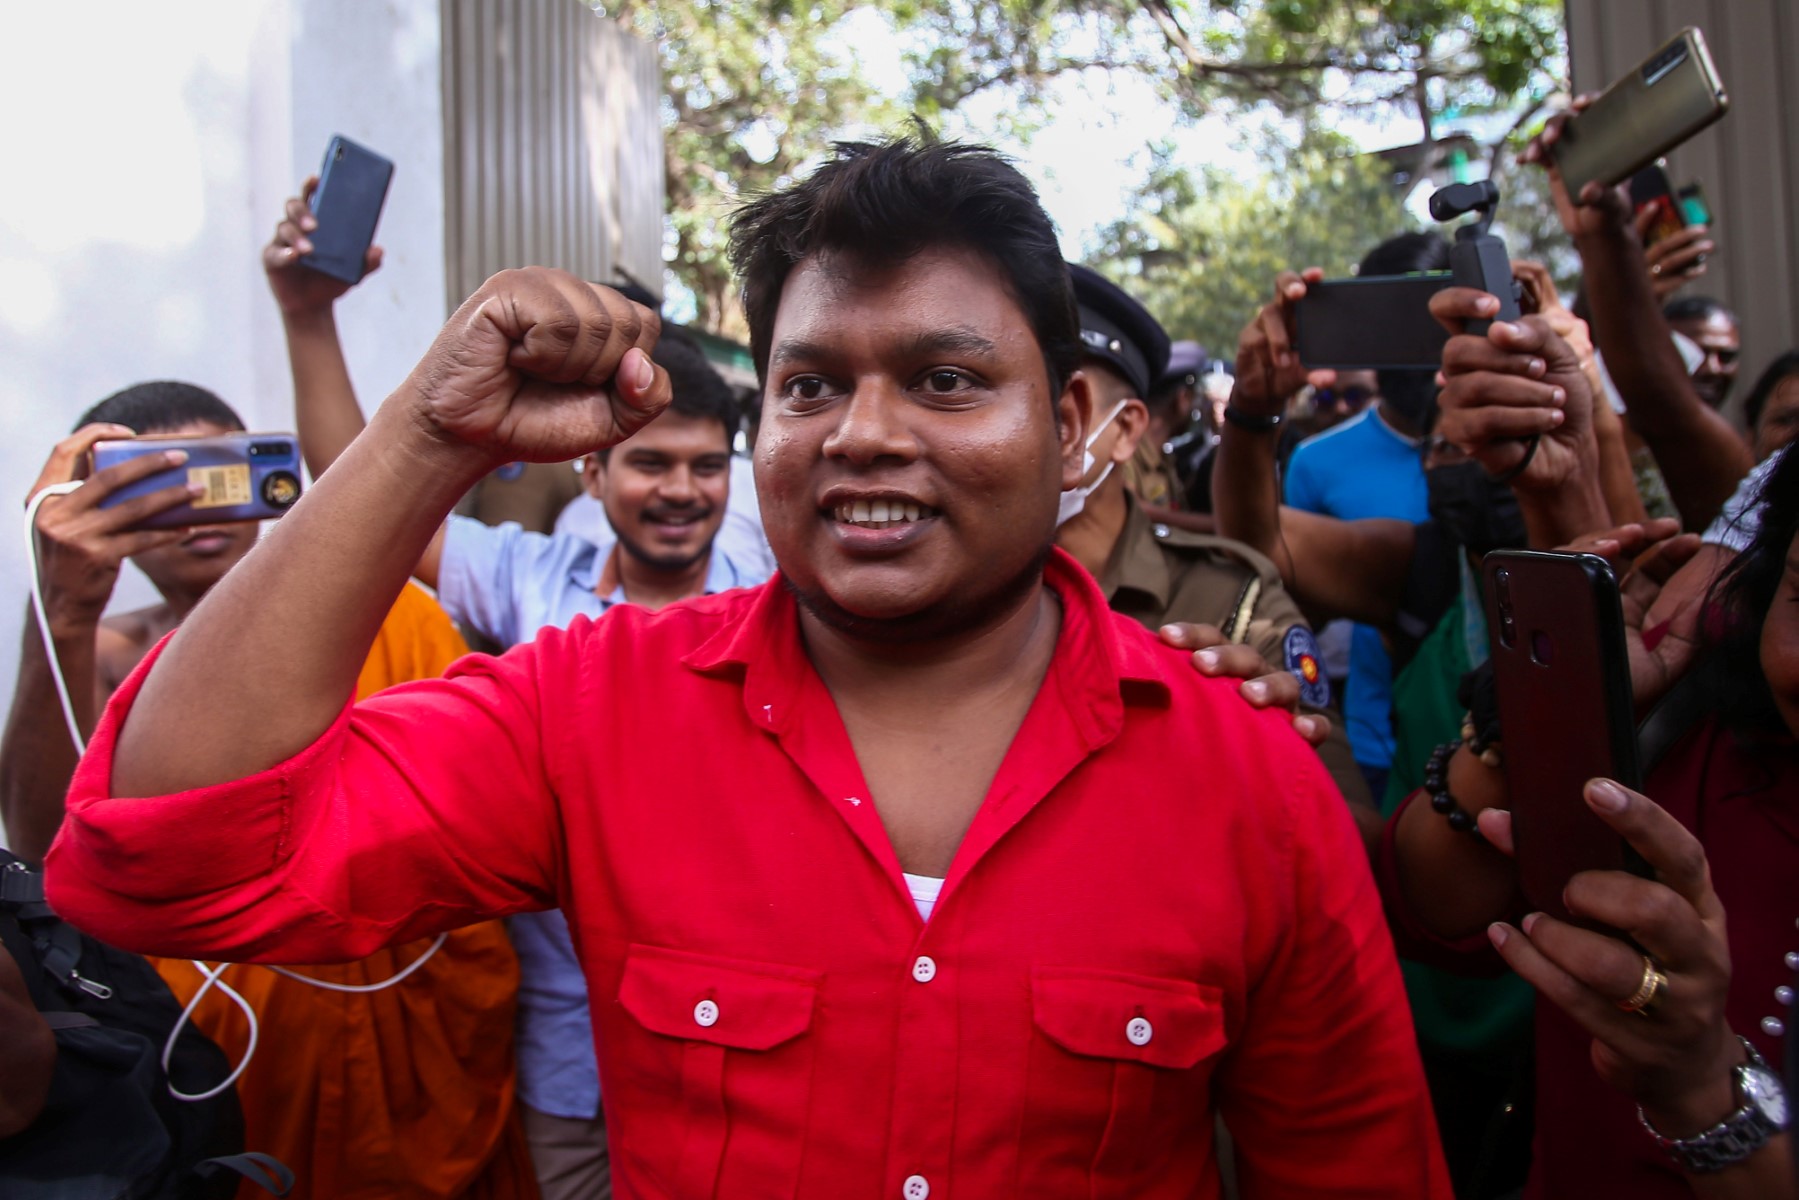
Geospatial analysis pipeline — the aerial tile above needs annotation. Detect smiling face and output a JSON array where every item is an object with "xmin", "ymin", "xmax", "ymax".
[
  {"xmin": 1753, "ymin": 375, "xmax": 1799, "ymax": 463},
  {"xmin": 755, "ymin": 245, "xmax": 1088, "ymax": 641},
  {"xmin": 129, "ymin": 420, "xmax": 260, "ymax": 599},
  {"xmin": 1670, "ymin": 309, "xmax": 1741, "ymax": 409},
  {"xmin": 586, "ymin": 411, "xmax": 732, "ymax": 573}
]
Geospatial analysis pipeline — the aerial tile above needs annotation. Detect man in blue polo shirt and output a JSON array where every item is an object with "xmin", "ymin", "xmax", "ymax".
[
  {"xmin": 417, "ymin": 331, "xmax": 770, "ymax": 1200},
  {"xmin": 1281, "ymin": 231, "xmax": 1447, "ymax": 798}
]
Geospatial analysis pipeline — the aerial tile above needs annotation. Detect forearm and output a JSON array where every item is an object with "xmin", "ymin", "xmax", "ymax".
[
  {"xmin": 1391, "ymin": 747, "xmax": 1518, "ymax": 939},
  {"xmin": 0, "ymin": 1001, "xmax": 54, "ymax": 1138},
  {"xmin": 1593, "ymin": 403, "xmax": 1650, "ymax": 526},
  {"xmin": 113, "ymin": 401, "xmax": 493, "ymax": 797},
  {"xmin": 1578, "ymin": 228, "xmax": 1751, "ymax": 527},
  {"xmin": 0, "ymin": 609, "xmax": 98, "ymax": 863},
  {"xmin": 283, "ymin": 307, "xmax": 368, "ymax": 478},
  {"xmin": 1210, "ymin": 424, "xmax": 1288, "ymax": 575}
]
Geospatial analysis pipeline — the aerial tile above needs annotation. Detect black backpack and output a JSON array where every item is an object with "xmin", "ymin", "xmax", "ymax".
[{"xmin": 0, "ymin": 851, "xmax": 292, "ymax": 1198}]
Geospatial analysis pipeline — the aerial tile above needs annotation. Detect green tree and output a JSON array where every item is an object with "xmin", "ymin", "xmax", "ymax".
[{"xmin": 1089, "ymin": 129, "xmax": 1416, "ymax": 354}]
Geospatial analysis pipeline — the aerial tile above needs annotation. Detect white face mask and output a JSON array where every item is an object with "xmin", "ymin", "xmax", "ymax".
[{"xmin": 1055, "ymin": 400, "xmax": 1128, "ymax": 527}]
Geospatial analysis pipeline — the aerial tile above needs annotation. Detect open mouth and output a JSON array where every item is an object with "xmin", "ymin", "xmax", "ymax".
[{"xmin": 831, "ymin": 499, "xmax": 941, "ymax": 530}]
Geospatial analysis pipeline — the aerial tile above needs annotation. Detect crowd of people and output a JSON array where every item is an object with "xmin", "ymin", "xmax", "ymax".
[{"xmin": 0, "ymin": 94, "xmax": 1793, "ymax": 1200}]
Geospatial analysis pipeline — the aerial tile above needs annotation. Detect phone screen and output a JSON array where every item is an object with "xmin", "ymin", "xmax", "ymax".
[
  {"xmin": 1293, "ymin": 273, "xmax": 1453, "ymax": 370},
  {"xmin": 1628, "ymin": 164, "xmax": 1685, "ymax": 246},
  {"xmin": 1677, "ymin": 183, "xmax": 1713, "ymax": 226}
]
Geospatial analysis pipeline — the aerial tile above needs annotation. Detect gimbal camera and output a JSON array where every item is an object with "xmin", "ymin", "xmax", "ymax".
[{"xmin": 1429, "ymin": 180, "xmax": 1522, "ymax": 336}]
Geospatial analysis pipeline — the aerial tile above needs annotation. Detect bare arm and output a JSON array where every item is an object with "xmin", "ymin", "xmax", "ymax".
[
  {"xmin": 112, "ymin": 270, "xmax": 669, "ymax": 798},
  {"xmin": 1523, "ymin": 109, "xmax": 1752, "ymax": 529},
  {"xmin": 0, "ymin": 430, "xmax": 190, "ymax": 861},
  {"xmin": 0, "ymin": 943, "xmax": 55, "ymax": 1139}
]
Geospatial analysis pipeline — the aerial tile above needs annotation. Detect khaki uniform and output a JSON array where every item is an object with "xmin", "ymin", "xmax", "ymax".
[
  {"xmin": 1097, "ymin": 494, "xmax": 1373, "ymax": 809},
  {"xmin": 1120, "ymin": 438, "xmax": 1185, "ymax": 510}
]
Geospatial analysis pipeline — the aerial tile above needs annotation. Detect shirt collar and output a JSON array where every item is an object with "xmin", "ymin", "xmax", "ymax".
[
  {"xmin": 1097, "ymin": 491, "xmax": 1171, "ymax": 613},
  {"xmin": 571, "ymin": 542, "xmax": 748, "ymax": 605},
  {"xmin": 683, "ymin": 547, "xmax": 1172, "ymax": 738}
]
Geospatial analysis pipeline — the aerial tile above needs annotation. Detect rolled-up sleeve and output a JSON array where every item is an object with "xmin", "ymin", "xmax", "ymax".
[
  {"xmin": 440, "ymin": 515, "xmax": 536, "ymax": 646},
  {"xmin": 45, "ymin": 630, "xmax": 565, "ymax": 965}
]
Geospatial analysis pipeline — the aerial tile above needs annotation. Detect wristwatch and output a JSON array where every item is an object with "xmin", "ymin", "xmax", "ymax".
[
  {"xmin": 1640, "ymin": 1037, "xmax": 1790, "ymax": 1173},
  {"xmin": 1222, "ymin": 405, "xmax": 1282, "ymax": 432}
]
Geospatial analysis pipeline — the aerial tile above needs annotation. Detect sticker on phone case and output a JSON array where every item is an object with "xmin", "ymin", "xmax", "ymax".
[
  {"xmin": 1284, "ymin": 626, "xmax": 1331, "ymax": 709},
  {"xmin": 188, "ymin": 464, "xmax": 252, "ymax": 509}
]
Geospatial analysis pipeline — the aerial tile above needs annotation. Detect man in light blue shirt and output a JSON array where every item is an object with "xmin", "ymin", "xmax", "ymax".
[{"xmin": 419, "ymin": 333, "xmax": 772, "ymax": 1199}]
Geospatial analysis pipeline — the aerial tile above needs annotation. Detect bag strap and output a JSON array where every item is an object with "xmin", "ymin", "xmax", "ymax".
[
  {"xmin": 192, "ymin": 1151, "xmax": 296, "ymax": 1196},
  {"xmin": 1637, "ymin": 671, "xmax": 1708, "ymax": 778}
]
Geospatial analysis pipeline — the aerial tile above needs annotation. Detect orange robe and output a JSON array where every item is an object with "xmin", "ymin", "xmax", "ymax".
[{"xmin": 154, "ymin": 583, "xmax": 538, "ymax": 1199}]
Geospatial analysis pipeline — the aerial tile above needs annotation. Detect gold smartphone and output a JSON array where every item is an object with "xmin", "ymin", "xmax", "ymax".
[{"xmin": 1553, "ymin": 27, "xmax": 1728, "ymax": 200}]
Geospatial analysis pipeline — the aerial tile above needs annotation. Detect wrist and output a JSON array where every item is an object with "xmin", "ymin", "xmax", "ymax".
[
  {"xmin": 1641, "ymin": 1039, "xmax": 1749, "ymax": 1139},
  {"xmin": 279, "ymin": 305, "xmax": 338, "ymax": 334},
  {"xmin": 1226, "ymin": 383, "xmax": 1286, "ymax": 421},
  {"xmin": 372, "ymin": 391, "xmax": 507, "ymax": 492}
]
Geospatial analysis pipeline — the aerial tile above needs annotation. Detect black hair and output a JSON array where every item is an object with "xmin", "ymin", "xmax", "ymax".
[
  {"xmin": 1663, "ymin": 294, "xmax": 1734, "ymax": 325},
  {"xmin": 596, "ymin": 332, "xmax": 738, "ymax": 460},
  {"xmin": 1696, "ymin": 445, "xmax": 1799, "ymax": 739},
  {"xmin": 76, "ymin": 380, "xmax": 244, "ymax": 436},
  {"xmin": 1743, "ymin": 351, "xmax": 1799, "ymax": 433},
  {"xmin": 728, "ymin": 132, "xmax": 1081, "ymax": 402},
  {"xmin": 1358, "ymin": 233, "xmax": 1453, "ymax": 424}
]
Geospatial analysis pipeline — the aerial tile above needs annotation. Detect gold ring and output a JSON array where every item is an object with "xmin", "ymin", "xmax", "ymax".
[{"xmin": 1617, "ymin": 955, "xmax": 1668, "ymax": 1016}]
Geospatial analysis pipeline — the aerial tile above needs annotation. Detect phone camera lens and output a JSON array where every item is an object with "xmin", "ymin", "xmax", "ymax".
[{"xmin": 261, "ymin": 471, "xmax": 302, "ymax": 511}]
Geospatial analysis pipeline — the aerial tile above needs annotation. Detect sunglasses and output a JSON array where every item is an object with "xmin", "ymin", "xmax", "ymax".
[{"xmin": 1313, "ymin": 385, "xmax": 1373, "ymax": 408}]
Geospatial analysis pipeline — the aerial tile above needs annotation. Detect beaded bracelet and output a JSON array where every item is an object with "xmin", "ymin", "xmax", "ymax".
[{"xmin": 1425, "ymin": 740, "xmax": 1486, "ymax": 841}]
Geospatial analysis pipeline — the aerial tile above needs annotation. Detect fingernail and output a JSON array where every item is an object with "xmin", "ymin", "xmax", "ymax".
[
  {"xmin": 1277, "ymin": 352, "xmax": 1292, "ymax": 366},
  {"xmin": 629, "ymin": 348, "xmax": 654, "ymax": 392},
  {"xmin": 1487, "ymin": 923, "xmax": 1510, "ymax": 948},
  {"xmin": 1493, "ymin": 321, "xmax": 1519, "ymax": 337},
  {"xmin": 1159, "ymin": 624, "xmax": 1184, "ymax": 642},
  {"xmin": 1479, "ymin": 297, "xmax": 1499, "ymax": 314},
  {"xmin": 164, "ymin": 450, "xmax": 188, "ymax": 465},
  {"xmin": 1522, "ymin": 912, "xmax": 1542, "ymax": 935},
  {"xmin": 297, "ymin": 240, "xmax": 312, "ymax": 254},
  {"xmin": 1588, "ymin": 778, "xmax": 1628, "ymax": 813},
  {"xmin": 1194, "ymin": 649, "xmax": 1220, "ymax": 673},
  {"xmin": 302, "ymin": 217, "xmax": 316, "ymax": 231},
  {"xmin": 1550, "ymin": 387, "xmax": 1566, "ymax": 406},
  {"xmin": 1528, "ymin": 358, "xmax": 1545, "ymax": 377},
  {"xmin": 1294, "ymin": 715, "xmax": 1316, "ymax": 738},
  {"xmin": 1243, "ymin": 680, "xmax": 1269, "ymax": 702},
  {"xmin": 1550, "ymin": 410, "xmax": 1565, "ymax": 426},
  {"xmin": 187, "ymin": 483, "xmax": 207, "ymax": 497}
]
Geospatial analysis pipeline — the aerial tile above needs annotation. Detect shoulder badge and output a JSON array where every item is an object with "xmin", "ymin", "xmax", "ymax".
[{"xmin": 1283, "ymin": 626, "xmax": 1331, "ymax": 708}]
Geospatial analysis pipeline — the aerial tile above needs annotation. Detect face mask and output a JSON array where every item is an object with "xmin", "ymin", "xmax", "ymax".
[
  {"xmin": 1426, "ymin": 459, "xmax": 1527, "ymax": 555},
  {"xmin": 1056, "ymin": 401, "xmax": 1128, "ymax": 527}
]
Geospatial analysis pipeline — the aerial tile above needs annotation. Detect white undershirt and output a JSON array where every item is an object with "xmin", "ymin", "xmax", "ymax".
[{"xmin": 903, "ymin": 872, "xmax": 944, "ymax": 922}]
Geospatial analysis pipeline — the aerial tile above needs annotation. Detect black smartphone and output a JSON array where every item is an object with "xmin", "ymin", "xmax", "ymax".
[
  {"xmin": 1628, "ymin": 161, "xmax": 1686, "ymax": 247},
  {"xmin": 1553, "ymin": 27, "xmax": 1729, "ymax": 200},
  {"xmin": 301, "ymin": 135, "xmax": 394, "ymax": 285},
  {"xmin": 1294, "ymin": 273, "xmax": 1453, "ymax": 369},
  {"xmin": 1677, "ymin": 181, "xmax": 1713, "ymax": 227},
  {"xmin": 93, "ymin": 434, "xmax": 304, "ymax": 529},
  {"xmin": 1482, "ymin": 550, "xmax": 1649, "ymax": 927}
]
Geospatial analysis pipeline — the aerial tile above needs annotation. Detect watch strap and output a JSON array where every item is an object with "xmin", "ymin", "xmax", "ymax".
[
  {"xmin": 1223, "ymin": 405, "xmax": 1282, "ymax": 433},
  {"xmin": 1639, "ymin": 1038, "xmax": 1788, "ymax": 1173}
]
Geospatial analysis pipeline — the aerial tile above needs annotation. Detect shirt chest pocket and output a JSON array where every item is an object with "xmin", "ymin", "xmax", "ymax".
[
  {"xmin": 616, "ymin": 945, "xmax": 820, "ymax": 1199},
  {"xmin": 1022, "ymin": 968, "xmax": 1230, "ymax": 1198}
]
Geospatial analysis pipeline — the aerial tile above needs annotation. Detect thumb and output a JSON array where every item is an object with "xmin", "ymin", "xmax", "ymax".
[{"xmin": 609, "ymin": 348, "xmax": 672, "ymax": 436}]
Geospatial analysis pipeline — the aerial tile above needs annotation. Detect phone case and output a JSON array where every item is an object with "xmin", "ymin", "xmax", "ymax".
[
  {"xmin": 1293, "ymin": 273, "xmax": 1453, "ymax": 369},
  {"xmin": 1481, "ymin": 550, "xmax": 1648, "ymax": 927},
  {"xmin": 1554, "ymin": 28, "xmax": 1728, "ymax": 200},
  {"xmin": 1629, "ymin": 163, "xmax": 1686, "ymax": 246},
  {"xmin": 93, "ymin": 433, "xmax": 304, "ymax": 529},
  {"xmin": 301, "ymin": 135, "xmax": 394, "ymax": 285}
]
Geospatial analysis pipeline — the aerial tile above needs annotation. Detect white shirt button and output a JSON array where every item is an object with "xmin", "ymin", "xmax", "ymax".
[
  {"xmin": 693, "ymin": 999, "xmax": 719, "ymax": 1028},
  {"xmin": 1126, "ymin": 1016, "xmax": 1153, "ymax": 1046},
  {"xmin": 1777, "ymin": 985, "xmax": 1795, "ymax": 1007},
  {"xmin": 903, "ymin": 1174, "xmax": 930, "ymax": 1199},
  {"xmin": 912, "ymin": 956, "xmax": 937, "ymax": 983},
  {"xmin": 1763, "ymin": 1015, "xmax": 1787, "ymax": 1037}
]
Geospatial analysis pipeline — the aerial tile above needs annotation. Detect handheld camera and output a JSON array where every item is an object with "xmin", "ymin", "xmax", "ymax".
[{"xmin": 1429, "ymin": 180, "xmax": 1522, "ymax": 337}]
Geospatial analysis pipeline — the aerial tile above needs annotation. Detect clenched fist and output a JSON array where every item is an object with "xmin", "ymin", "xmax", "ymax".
[{"xmin": 402, "ymin": 268, "xmax": 673, "ymax": 465}]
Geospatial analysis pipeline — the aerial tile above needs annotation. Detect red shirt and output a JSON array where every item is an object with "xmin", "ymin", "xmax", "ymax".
[{"xmin": 50, "ymin": 551, "xmax": 1450, "ymax": 1199}]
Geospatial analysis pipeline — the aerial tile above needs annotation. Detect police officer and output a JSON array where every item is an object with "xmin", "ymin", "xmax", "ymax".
[{"xmin": 1059, "ymin": 266, "xmax": 1376, "ymax": 820}]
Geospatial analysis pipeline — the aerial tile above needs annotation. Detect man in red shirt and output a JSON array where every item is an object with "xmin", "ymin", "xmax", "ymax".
[{"xmin": 49, "ymin": 136, "xmax": 1451, "ymax": 1197}]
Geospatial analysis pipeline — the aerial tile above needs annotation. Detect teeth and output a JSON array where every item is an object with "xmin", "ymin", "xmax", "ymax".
[
  {"xmin": 833, "ymin": 500, "xmax": 936, "ymax": 527},
  {"xmin": 852, "ymin": 500, "xmax": 870, "ymax": 522},
  {"xmin": 903, "ymin": 503, "xmax": 919, "ymax": 522},
  {"xmin": 870, "ymin": 499, "xmax": 889, "ymax": 523}
]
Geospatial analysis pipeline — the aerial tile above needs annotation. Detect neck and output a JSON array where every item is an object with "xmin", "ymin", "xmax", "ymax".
[
  {"xmin": 1377, "ymin": 400, "xmax": 1420, "ymax": 441},
  {"xmin": 603, "ymin": 543, "xmax": 712, "ymax": 611},
  {"xmin": 800, "ymin": 578, "xmax": 1062, "ymax": 713},
  {"xmin": 1056, "ymin": 475, "xmax": 1129, "ymax": 580},
  {"xmin": 158, "ymin": 584, "xmax": 209, "ymax": 626}
]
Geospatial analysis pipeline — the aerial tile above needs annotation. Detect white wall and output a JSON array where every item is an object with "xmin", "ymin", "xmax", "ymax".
[{"xmin": 0, "ymin": 1, "xmax": 446, "ymax": 796}]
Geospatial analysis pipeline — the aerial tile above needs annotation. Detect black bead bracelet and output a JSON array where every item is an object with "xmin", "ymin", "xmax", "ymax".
[{"xmin": 1425, "ymin": 740, "xmax": 1486, "ymax": 841}]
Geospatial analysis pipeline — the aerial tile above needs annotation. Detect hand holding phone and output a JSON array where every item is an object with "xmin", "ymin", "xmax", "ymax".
[
  {"xmin": 299, "ymin": 135, "xmax": 393, "ymax": 286},
  {"xmin": 265, "ymin": 175, "xmax": 385, "ymax": 317},
  {"xmin": 93, "ymin": 433, "xmax": 304, "ymax": 530}
]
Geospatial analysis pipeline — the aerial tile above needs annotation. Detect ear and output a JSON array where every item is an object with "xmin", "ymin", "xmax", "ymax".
[
  {"xmin": 581, "ymin": 454, "xmax": 606, "ymax": 500},
  {"xmin": 1056, "ymin": 369, "xmax": 1097, "ymax": 490},
  {"xmin": 1106, "ymin": 398, "xmax": 1151, "ymax": 465}
]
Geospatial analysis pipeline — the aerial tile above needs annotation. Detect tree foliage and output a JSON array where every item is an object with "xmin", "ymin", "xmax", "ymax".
[{"xmin": 596, "ymin": 0, "xmax": 1568, "ymax": 339}]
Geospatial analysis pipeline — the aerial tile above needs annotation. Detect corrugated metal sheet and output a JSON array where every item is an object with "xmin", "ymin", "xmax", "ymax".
[
  {"xmin": 1566, "ymin": 0, "xmax": 1799, "ymax": 416},
  {"xmin": 440, "ymin": 0, "xmax": 663, "ymax": 315}
]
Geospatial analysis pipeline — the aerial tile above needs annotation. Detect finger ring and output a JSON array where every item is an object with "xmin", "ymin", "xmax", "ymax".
[
  {"xmin": 1650, "ymin": 263, "xmax": 1663, "ymax": 276},
  {"xmin": 1617, "ymin": 954, "xmax": 1669, "ymax": 1016}
]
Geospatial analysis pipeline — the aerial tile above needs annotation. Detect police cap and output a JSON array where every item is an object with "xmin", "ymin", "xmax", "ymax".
[{"xmin": 1067, "ymin": 263, "xmax": 1172, "ymax": 400}]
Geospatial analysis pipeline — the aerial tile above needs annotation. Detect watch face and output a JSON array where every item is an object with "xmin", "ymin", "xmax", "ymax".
[{"xmin": 1741, "ymin": 1064, "xmax": 1789, "ymax": 1128}]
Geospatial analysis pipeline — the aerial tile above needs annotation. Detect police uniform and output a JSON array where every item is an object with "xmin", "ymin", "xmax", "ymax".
[
  {"xmin": 1099, "ymin": 492, "xmax": 1374, "ymax": 809},
  {"xmin": 1120, "ymin": 438, "xmax": 1184, "ymax": 510}
]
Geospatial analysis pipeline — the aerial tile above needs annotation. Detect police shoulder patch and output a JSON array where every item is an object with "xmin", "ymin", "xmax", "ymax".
[{"xmin": 1282, "ymin": 625, "xmax": 1331, "ymax": 708}]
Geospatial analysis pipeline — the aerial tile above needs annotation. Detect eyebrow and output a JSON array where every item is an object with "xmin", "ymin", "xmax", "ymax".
[{"xmin": 767, "ymin": 326, "xmax": 1000, "ymax": 373}]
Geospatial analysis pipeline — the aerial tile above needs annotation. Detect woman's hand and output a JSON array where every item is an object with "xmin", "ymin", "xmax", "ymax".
[
  {"xmin": 1485, "ymin": 779, "xmax": 1742, "ymax": 1137},
  {"xmin": 1157, "ymin": 621, "xmax": 1331, "ymax": 745}
]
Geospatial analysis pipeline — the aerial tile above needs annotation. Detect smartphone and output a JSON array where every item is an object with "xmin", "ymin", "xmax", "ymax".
[
  {"xmin": 1677, "ymin": 181, "xmax": 1713, "ymax": 227},
  {"xmin": 93, "ymin": 433, "xmax": 304, "ymax": 530},
  {"xmin": 1628, "ymin": 162, "xmax": 1686, "ymax": 246},
  {"xmin": 1553, "ymin": 28, "xmax": 1728, "ymax": 200},
  {"xmin": 1294, "ymin": 273, "xmax": 1453, "ymax": 369},
  {"xmin": 1482, "ymin": 550, "xmax": 1649, "ymax": 927},
  {"xmin": 301, "ymin": 135, "xmax": 394, "ymax": 285}
]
